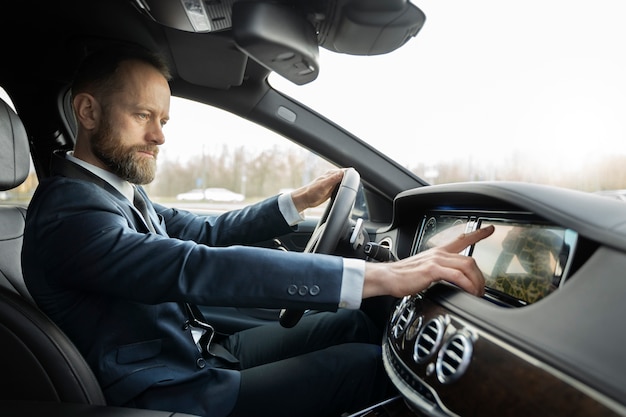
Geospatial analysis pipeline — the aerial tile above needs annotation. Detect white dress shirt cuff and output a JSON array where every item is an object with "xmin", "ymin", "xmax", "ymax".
[
  {"xmin": 278, "ymin": 192, "xmax": 305, "ymax": 226},
  {"xmin": 339, "ymin": 258, "xmax": 365, "ymax": 309}
]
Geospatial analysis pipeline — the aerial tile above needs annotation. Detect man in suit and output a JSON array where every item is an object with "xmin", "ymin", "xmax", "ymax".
[{"xmin": 22, "ymin": 45, "xmax": 494, "ymax": 417}]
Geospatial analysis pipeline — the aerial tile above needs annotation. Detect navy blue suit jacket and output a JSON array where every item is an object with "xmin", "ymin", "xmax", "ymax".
[{"xmin": 22, "ymin": 153, "xmax": 344, "ymax": 416}]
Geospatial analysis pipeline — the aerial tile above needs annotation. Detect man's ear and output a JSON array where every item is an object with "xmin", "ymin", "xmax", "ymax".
[{"xmin": 73, "ymin": 93, "xmax": 100, "ymax": 130}]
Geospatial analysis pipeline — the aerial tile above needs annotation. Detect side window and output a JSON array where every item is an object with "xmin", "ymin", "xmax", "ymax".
[
  {"xmin": 0, "ymin": 88, "xmax": 38, "ymax": 205},
  {"xmin": 147, "ymin": 97, "xmax": 337, "ymax": 217}
]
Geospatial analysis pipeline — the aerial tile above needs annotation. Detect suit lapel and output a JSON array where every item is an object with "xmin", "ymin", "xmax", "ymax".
[{"xmin": 50, "ymin": 150, "xmax": 159, "ymax": 234}]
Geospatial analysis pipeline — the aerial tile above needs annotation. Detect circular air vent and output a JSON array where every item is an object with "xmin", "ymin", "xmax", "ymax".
[
  {"xmin": 390, "ymin": 296, "xmax": 411, "ymax": 327},
  {"xmin": 405, "ymin": 313, "xmax": 423, "ymax": 341},
  {"xmin": 435, "ymin": 331, "xmax": 474, "ymax": 384},
  {"xmin": 413, "ymin": 316, "xmax": 446, "ymax": 364},
  {"xmin": 391, "ymin": 298, "xmax": 415, "ymax": 340}
]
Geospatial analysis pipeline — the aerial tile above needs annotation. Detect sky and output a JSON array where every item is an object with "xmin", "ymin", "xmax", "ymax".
[{"xmin": 269, "ymin": 0, "xmax": 626, "ymax": 169}]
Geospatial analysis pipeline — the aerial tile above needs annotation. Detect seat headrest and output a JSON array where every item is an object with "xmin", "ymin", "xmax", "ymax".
[{"xmin": 0, "ymin": 98, "xmax": 30, "ymax": 191}]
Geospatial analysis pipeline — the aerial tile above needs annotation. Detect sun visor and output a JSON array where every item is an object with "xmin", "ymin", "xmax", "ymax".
[
  {"xmin": 165, "ymin": 29, "xmax": 248, "ymax": 89},
  {"xmin": 132, "ymin": 0, "xmax": 425, "ymax": 84},
  {"xmin": 232, "ymin": 2, "xmax": 320, "ymax": 85}
]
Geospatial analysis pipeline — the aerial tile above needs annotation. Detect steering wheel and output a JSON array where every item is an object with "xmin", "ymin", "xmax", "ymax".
[{"xmin": 279, "ymin": 167, "xmax": 361, "ymax": 328}]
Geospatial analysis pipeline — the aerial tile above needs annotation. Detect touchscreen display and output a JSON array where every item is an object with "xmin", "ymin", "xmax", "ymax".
[{"xmin": 471, "ymin": 220, "xmax": 577, "ymax": 305}]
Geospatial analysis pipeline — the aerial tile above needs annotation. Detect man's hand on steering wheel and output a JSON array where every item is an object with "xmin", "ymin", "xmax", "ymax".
[{"xmin": 289, "ymin": 169, "xmax": 346, "ymax": 214}]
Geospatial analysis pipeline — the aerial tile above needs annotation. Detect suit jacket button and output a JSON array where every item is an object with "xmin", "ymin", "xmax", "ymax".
[
  {"xmin": 196, "ymin": 358, "xmax": 206, "ymax": 369},
  {"xmin": 298, "ymin": 285, "xmax": 308, "ymax": 296},
  {"xmin": 287, "ymin": 284, "xmax": 298, "ymax": 295},
  {"xmin": 309, "ymin": 285, "xmax": 320, "ymax": 296}
]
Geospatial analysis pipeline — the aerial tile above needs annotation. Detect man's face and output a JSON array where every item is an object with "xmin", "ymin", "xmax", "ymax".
[
  {"xmin": 89, "ymin": 60, "xmax": 170, "ymax": 184},
  {"xmin": 90, "ymin": 114, "xmax": 158, "ymax": 184}
]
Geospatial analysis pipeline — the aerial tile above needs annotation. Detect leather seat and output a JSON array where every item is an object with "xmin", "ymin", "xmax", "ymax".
[{"xmin": 0, "ymin": 97, "xmax": 107, "ymax": 405}]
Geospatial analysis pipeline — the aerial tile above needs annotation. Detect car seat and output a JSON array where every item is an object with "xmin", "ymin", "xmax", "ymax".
[{"xmin": 0, "ymin": 97, "xmax": 107, "ymax": 405}]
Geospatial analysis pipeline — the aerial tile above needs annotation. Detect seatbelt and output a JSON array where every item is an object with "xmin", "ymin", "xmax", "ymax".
[{"xmin": 184, "ymin": 304, "xmax": 240, "ymax": 365}]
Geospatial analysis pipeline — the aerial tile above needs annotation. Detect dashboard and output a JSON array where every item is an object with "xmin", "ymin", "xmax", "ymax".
[{"xmin": 374, "ymin": 181, "xmax": 626, "ymax": 417}]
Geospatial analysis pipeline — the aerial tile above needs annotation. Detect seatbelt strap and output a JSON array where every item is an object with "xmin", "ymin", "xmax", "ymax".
[{"xmin": 184, "ymin": 303, "xmax": 240, "ymax": 366}]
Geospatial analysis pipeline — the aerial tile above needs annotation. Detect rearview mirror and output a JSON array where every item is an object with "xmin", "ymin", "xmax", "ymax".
[{"xmin": 232, "ymin": 2, "xmax": 319, "ymax": 85}]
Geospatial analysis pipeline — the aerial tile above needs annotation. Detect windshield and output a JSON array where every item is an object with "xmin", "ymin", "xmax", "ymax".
[{"xmin": 270, "ymin": 0, "xmax": 626, "ymax": 192}]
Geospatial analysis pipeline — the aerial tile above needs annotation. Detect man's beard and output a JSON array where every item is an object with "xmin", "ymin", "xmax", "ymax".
[{"xmin": 91, "ymin": 119, "xmax": 158, "ymax": 185}]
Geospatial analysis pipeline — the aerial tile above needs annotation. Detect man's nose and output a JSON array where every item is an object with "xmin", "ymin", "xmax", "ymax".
[{"xmin": 148, "ymin": 121, "xmax": 166, "ymax": 145}]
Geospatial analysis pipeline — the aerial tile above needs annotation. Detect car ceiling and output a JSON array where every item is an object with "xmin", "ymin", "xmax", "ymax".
[{"xmin": 3, "ymin": 0, "xmax": 237, "ymax": 88}]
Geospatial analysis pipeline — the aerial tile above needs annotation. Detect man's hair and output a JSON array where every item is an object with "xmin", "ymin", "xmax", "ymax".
[{"xmin": 71, "ymin": 43, "xmax": 171, "ymax": 103}]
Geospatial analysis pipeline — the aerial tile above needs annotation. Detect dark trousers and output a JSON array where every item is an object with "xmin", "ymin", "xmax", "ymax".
[
  {"xmin": 225, "ymin": 309, "xmax": 391, "ymax": 417},
  {"xmin": 128, "ymin": 307, "xmax": 393, "ymax": 417}
]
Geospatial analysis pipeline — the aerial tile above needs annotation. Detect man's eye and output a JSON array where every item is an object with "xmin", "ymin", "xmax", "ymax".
[{"xmin": 161, "ymin": 119, "xmax": 168, "ymax": 127}]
